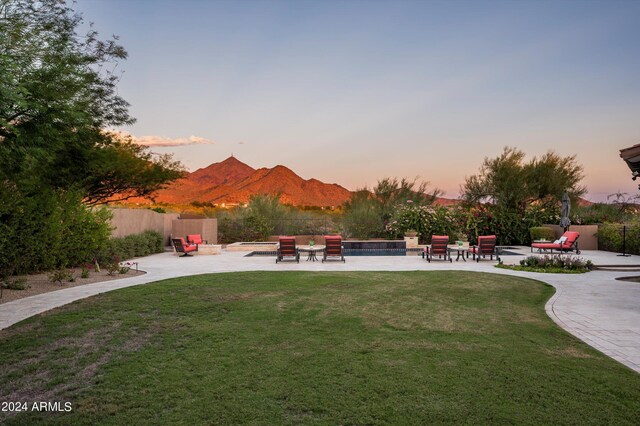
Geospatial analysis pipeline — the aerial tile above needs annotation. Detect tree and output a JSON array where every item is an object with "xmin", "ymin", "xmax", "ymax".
[
  {"xmin": 342, "ymin": 178, "xmax": 442, "ymax": 238},
  {"xmin": 461, "ymin": 147, "xmax": 585, "ymax": 211},
  {"xmin": 0, "ymin": 0, "xmax": 182, "ymax": 275},
  {"xmin": 0, "ymin": 0, "xmax": 182, "ymax": 202}
]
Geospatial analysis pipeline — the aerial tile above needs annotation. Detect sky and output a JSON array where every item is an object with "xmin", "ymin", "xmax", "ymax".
[{"xmin": 76, "ymin": 0, "xmax": 640, "ymax": 202}]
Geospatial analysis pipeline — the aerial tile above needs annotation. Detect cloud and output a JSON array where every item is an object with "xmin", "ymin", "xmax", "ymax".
[
  {"xmin": 110, "ymin": 131, "xmax": 215, "ymax": 147},
  {"xmin": 134, "ymin": 134, "xmax": 215, "ymax": 147}
]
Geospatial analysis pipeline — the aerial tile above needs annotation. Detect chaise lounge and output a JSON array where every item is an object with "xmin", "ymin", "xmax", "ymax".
[
  {"xmin": 424, "ymin": 235, "xmax": 452, "ymax": 262},
  {"xmin": 276, "ymin": 236, "xmax": 300, "ymax": 263},
  {"xmin": 323, "ymin": 235, "xmax": 345, "ymax": 263},
  {"xmin": 531, "ymin": 231, "xmax": 581, "ymax": 254},
  {"xmin": 468, "ymin": 235, "xmax": 500, "ymax": 262}
]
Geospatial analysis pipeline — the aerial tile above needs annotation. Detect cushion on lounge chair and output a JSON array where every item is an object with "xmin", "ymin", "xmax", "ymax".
[
  {"xmin": 323, "ymin": 235, "xmax": 345, "ymax": 263},
  {"xmin": 187, "ymin": 234, "xmax": 207, "ymax": 245},
  {"xmin": 172, "ymin": 238, "xmax": 198, "ymax": 256},
  {"xmin": 532, "ymin": 231, "xmax": 580, "ymax": 253}
]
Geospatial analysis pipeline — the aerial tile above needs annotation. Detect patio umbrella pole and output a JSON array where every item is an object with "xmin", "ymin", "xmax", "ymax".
[{"xmin": 617, "ymin": 225, "xmax": 631, "ymax": 257}]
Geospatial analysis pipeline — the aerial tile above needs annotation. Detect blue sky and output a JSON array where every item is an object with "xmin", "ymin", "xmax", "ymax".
[{"xmin": 76, "ymin": 0, "xmax": 640, "ymax": 201}]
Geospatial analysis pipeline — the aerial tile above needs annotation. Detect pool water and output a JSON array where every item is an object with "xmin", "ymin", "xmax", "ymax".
[{"xmin": 245, "ymin": 248, "xmax": 424, "ymax": 257}]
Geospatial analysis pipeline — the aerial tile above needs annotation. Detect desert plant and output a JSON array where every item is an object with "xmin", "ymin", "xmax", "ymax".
[
  {"xmin": 81, "ymin": 266, "xmax": 91, "ymax": 279},
  {"xmin": 49, "ymin": 268, "xmax": 74, "ymax": 285},
  {"xmin": 2, "ymin": 278, "xmax": 28, "ymax": 291}
]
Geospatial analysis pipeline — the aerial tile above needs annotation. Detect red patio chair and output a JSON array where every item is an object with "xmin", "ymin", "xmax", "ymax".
[
  {"xmin": 425, "ymin": 235, "xmax": 451, "ymax": 262},
  {"xmin": 186, "ymin": 234, "xmax": 207, "ymax": 245},
  {"xmin": 276, "ymin": 236, "xmax": 299, "ymax": 263},
  {"xmin": 468, "ymin": 235, "xmax": 499, "ymax": 262},
  {"xmin": 531, "ymin": 231, "xmax": 580, "ymax": 254},
  {"xmin": 172, "ymin": 238, "xmax": 198, "ymax": 257},
  {"xmin": 323, "ymin": 235, "xmax": 345, "ymax": 263}
]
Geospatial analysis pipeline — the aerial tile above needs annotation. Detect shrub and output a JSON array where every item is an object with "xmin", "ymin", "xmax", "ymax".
[
  {"xmin": 0, "ymin": 187, "xmax": 112, "ymax": 278},
  {"xmin": 81, "ymin": 266, "xmax": 91, "ymax": 279},
  {"xmin": 49, "ymin": 268, "xmax": 75, "ymax": 285},
  {"xmin": 461, "ymin": 203, "xmax": 558, "ymax": 246},
  {"xmin": 2, "ymin": 278, "xmax": 28, "ymax": 291},
  {"xmin": 385, "ymin": 202, "xmax": 461, "ymax": 243},
  {"xmin": 513, "ymin": 255, "xmax": 593, "ymax": 272},
  {"xmin": 96, "ymin": 230, "xmax": 164, "ymax": 264},
  {"xmin": 598, "ymin": 222, "xmax": 640, "ymax": 254},
  {"xmin": 530, "ymin": 227, "xmax": 556, "ymax": 241}
]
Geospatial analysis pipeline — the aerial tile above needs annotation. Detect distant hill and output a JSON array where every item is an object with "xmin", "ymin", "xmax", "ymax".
[
  {"xmin": 135, "ymin": 156, "xmax": 352, "ymax": 207},
  {"xmin": 119, "ymin": 156, "xmax": 598, "ymax": 209}
]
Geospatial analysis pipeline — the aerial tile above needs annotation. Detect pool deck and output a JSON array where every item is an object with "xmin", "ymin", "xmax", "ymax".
[{"xmin": 1, "ymin": 247, "xmax": 640, "ymax": 373}]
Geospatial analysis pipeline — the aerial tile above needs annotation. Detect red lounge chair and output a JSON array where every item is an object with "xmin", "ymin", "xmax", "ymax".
[
  {"xmin": 323, "ymin": 235, "xmax": 345, "ymax": 263},
  {"xmin": 276, "ymin": 236, "xmax": 299, "ymax": 263},
  {"xmin": 186, "ymin": 234, "xmax": 207, "ymax": 245},
  {"xmin": 425, "ymin": 235, "xmax": 451, "ymax": 262},
  {"xmin": 468, "ymin": 235, "xmax": 499, "ymax": 262},
  {"xmin": 172, "ymin": 238, "xmax": 198, "ymax": 257},
  {"xmin": 531, "ymin": 231, "xmax": 580, "ymax": 254}
]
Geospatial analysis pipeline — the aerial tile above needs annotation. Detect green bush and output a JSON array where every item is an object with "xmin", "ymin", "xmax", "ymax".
[
  {"xmin": 0, "ymin": 187, "xmax": 111, "ymax": 277},
  {"xmin": 97, "ymin": 230, "xmax": 164, "ymax": 264},
  {"xmin": 385, "ymin": 202, "xmax": 461, "ymax": 243},
  {"xmin": 597, "ymin": 222, "xmax": 640, "ymax": 254},
  {"xmin": 530, "ymin": 227, "xmax": 556, "ymax": 241},
  {"xmin": 461, "ymin": 203, "xmax": 558, "ymax": 246}
]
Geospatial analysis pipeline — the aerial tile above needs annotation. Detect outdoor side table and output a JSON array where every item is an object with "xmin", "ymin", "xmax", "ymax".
[
  {"xmin": 298, "ymin": 245, "xmax": 325, "ymax": 262},
  {"xmin": 447, "ymin": 244, "xmax": 470, "ymax": 262}
]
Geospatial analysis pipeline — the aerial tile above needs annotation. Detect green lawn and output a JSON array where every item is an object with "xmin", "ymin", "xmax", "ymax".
[{"xmin": 1, "ymin": 271, "xmax": 639, "ymax": 424}]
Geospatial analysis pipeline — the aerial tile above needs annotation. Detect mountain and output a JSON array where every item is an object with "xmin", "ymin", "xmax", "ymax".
[
  {"xmin": 144, "ymin": 156, "xmax": 352, "ymax": 207},
  {"xmin": 433, "ymin": 197, "xmax": 461, "ymax": 206}
]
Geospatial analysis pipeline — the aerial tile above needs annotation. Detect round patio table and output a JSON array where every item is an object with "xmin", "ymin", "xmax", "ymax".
[
  {"xmin": 447, "ymin": 244, "xmax": 470, "ymax": 262},
  {"xmin": 298, "ymin": 245, "xmax": 325, "ymax": 262}
]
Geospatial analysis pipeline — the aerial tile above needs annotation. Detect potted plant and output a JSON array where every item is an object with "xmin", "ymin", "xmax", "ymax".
[{"xmin": 404, "ymin": 229, "xmax": 418, "ymax": 238}]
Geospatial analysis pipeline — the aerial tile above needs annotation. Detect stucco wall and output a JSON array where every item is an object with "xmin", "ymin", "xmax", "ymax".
[
  {"xmin": 109, "ymin": 208, "xmax": 179, "ymax": 245},
  {"xmin": 172, "ymin": 219, "xmax": 218, "ymax": 244},
  {"xmin": 542, "ymin": 224, "xmax": 598, "ymax": 250}
]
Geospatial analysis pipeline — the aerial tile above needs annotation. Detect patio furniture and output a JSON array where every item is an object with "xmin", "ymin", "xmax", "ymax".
[
  {"xmin": 186, "ymin": 234, "xmax": 208, "ymax": 245},
  {"xmin": 276, "ymin": 236, "xmax": 300, "ymax": 263},
  {"xmin": 448, "ymin": 243, "xmax": 470, "ymax": 262},
  {"xmin": 425, "ymin": 235, "xmax": 451, "ymax": 262},
  {"xmin": 531, "ymin": 231, "xmax": 580, "ymax": 254},
  {"xmin": 172, "ymin": 238, "xmax": 198, "ymax": 257},
  {"xmin": 299, "ymin": 245, "xmax": 325, "ymax": 262},
  {"xmin": 468, "ymin": 235, "xmax": 499, "ymax": 262},
  {"xmin": 323, "ymin": 235, "xmax": 345, "ymax": 263}
]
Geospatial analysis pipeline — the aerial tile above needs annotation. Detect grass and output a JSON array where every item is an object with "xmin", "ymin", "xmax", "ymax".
[{"xmin": 1, "ymin": 271, "xmax": 639, "ymax": 424}]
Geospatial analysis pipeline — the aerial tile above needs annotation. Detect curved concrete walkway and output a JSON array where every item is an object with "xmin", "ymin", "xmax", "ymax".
[{"xmin": 1, "ymin": 250, "xmax": 639, "ymax": 373}]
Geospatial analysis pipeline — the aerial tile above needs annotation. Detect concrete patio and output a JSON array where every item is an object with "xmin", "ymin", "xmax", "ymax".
[{"xmin": 1, "ymin": 247, "xmax": 639, "ymax": 373}]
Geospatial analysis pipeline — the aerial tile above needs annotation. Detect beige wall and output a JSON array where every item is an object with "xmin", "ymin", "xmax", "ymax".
[
  {"xmin": 172, "ymin": 219, "xmax": 218, "ymax": 244},
  {"xmin": 542, "ymin": 224, "xmax": 598, "ymax": 250},
  {"xmin": 109, "ymin": 208, "xmax": 179, "ymax": 245}
]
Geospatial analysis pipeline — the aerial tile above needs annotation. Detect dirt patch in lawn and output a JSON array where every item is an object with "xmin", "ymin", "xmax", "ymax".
[{"xmin": 0, "ymin": 267, "xmax": 146, "ymax": 304}]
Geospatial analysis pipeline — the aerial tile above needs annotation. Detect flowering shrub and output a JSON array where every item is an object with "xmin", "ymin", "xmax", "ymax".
[
  {"xmin": 519, "ymin": 255, "xmax": 593, "ymax": 271},
  {"xmin": 385, "ymin": 202, "xmax": 461, "ymax": 243}
]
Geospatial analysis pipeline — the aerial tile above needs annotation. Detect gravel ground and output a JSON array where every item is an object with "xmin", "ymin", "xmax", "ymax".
[{"xmin": 0, "ymin": 267, "xmax": 146, "ymax": 304}]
